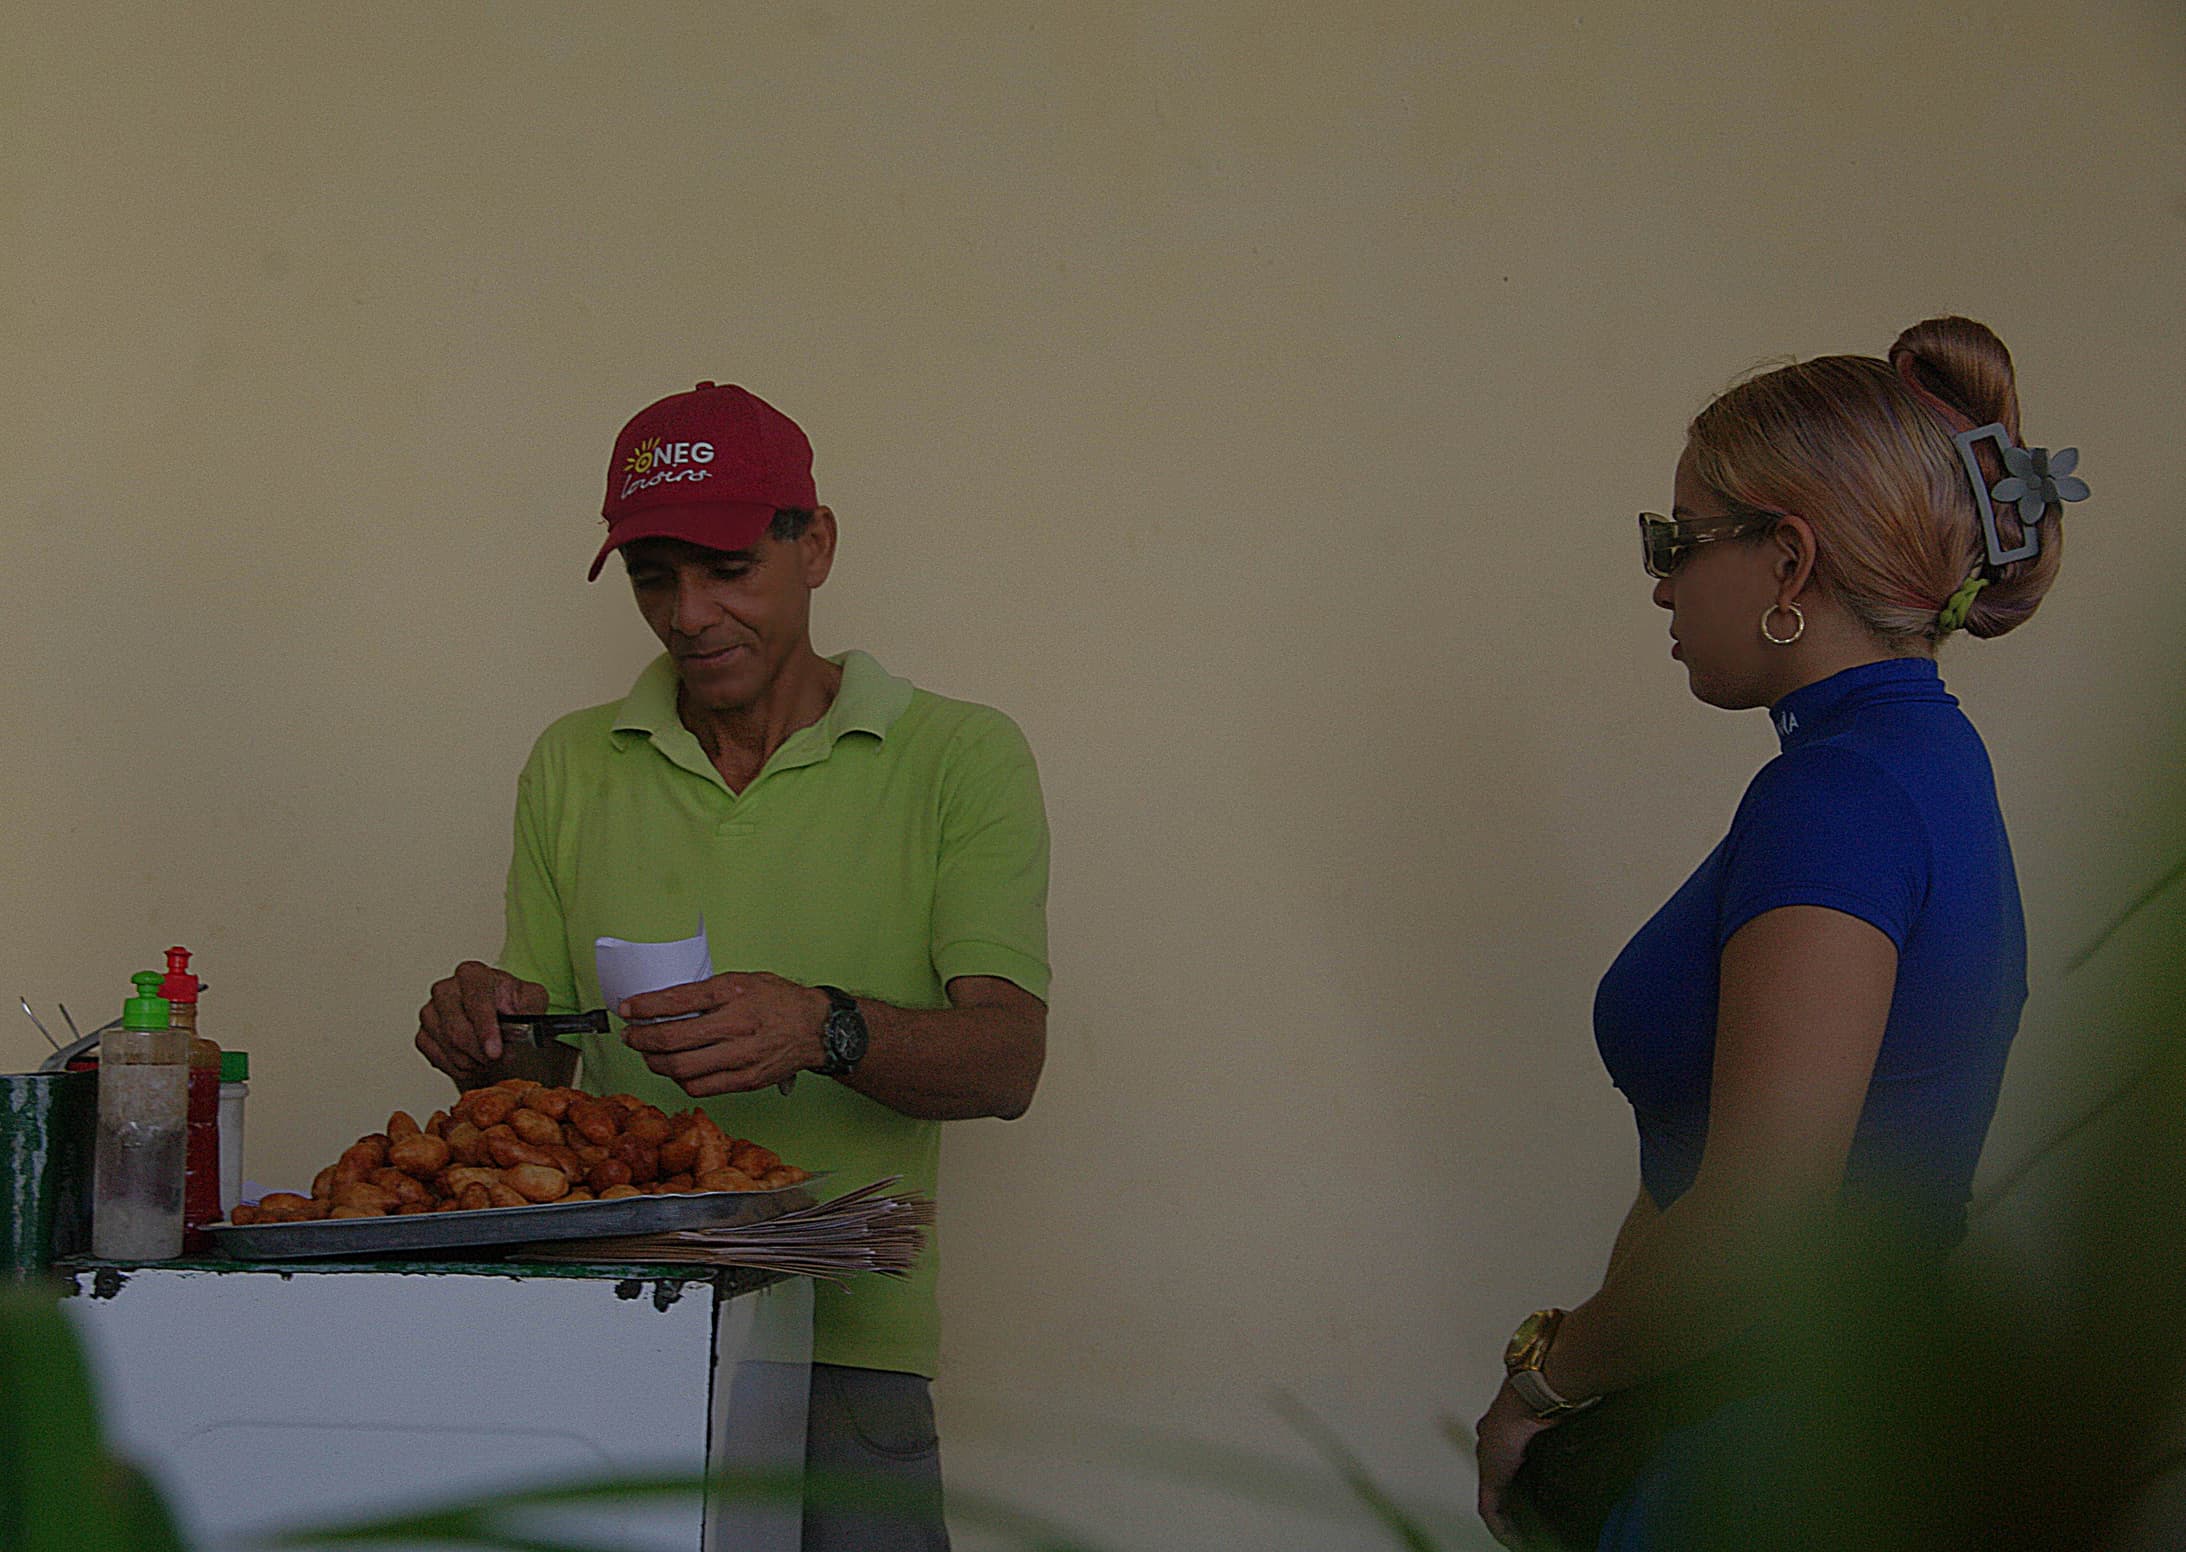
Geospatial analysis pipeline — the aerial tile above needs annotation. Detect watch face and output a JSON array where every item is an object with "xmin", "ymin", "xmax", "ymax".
[
  {"xmin": 823, "ymin": 997, "xmax": 869, "ymax": 1071},
  {"xmin": 1505, "ymin": 1310, "xmax": 1548, "ymax": 1369}
]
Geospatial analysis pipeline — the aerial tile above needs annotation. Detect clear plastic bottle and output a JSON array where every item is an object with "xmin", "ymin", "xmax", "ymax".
[
  {"xmin": 93, "ymin": 971, "xmax": 188, "ymax": 1261},
  {"xmin": 163, "ymin": 947, "xmax": 221, "ymax": 1252}
]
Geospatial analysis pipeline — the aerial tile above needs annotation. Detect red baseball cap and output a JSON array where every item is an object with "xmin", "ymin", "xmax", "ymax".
[{"xmin": 588, "ymin": 382, "xmax": 818, "ymax": 580}]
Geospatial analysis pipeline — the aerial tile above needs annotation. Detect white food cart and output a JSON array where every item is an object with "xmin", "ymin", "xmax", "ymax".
[{"xmin": 63, "ymin": 1256, "xmax": 813, "ymax": 1552}]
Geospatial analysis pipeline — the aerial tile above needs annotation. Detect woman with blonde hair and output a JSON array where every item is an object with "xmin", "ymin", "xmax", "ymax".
[{"xmin": 1473, "ymin": 317, "xmax": 2087, "ymax": 1549}]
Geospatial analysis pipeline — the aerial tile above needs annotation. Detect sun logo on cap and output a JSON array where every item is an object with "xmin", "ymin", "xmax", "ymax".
[{"xmin": 624, "ymin": 436, "xmax": 663, "ymax": 475}]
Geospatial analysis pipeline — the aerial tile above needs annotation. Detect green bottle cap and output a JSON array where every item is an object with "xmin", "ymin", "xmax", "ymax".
[
  {"xmin": 220, "ymin": 1050, "xmax": 250, "ymax": 1082},
  {"xmin": 122, "ymin": 971, "xmax": 172, "ymax": 1032}
]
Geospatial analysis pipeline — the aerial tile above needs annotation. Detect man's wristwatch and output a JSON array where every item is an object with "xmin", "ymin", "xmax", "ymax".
[
  {"xmin": 814, "ymin": 985, "xmax": 869, "ymax": 1078},
  {"xmin": 1503, "ymin": 1308, "xmax": 1601, "ymax": 1421}
]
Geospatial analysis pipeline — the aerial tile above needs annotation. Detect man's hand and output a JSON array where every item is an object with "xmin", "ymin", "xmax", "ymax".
[
  {"xmin": 416, "ymin": 960, "xmax": 549, "ymax": 1084},
  {"xmin": 618, "ymin": 972, "xmax": 830, "ymax": 1098},
  {"xmin": 1474, "ymin": 1378, "xmax": 1560, "ymax": 1549}
]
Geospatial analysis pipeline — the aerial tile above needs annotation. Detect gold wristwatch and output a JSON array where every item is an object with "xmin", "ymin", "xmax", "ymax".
[{"xmin": 1503, "ymin": 1308, "xmax": 1600, "ymax": 1421}]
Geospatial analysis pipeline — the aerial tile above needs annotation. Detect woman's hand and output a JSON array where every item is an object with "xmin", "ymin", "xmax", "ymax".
[{"xmin": 1475, "ymin": 1377, "xmax": 1561, "ymax": 1548}]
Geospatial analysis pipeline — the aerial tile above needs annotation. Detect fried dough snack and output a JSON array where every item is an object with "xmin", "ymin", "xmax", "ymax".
[{"xmin": 229, "ymin": 1080, "xmax": 810, "ymax": 1224}]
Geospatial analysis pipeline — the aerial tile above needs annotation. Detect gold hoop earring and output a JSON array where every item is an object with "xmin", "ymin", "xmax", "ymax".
[{"xmin": 1760, "ymin": 602, "xmax": 1805, "ymax": 645}]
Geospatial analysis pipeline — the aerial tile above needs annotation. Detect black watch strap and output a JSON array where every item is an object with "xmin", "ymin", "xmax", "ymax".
[{"xmin": 815, "ymin": 985, "xmax": 869, "ymax": 1078}]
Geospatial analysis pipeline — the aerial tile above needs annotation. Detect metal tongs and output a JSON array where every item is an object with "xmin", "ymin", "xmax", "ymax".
[{"xmin": 494, "ymin": 1009, "xmax": 613, "ymax": 1038}]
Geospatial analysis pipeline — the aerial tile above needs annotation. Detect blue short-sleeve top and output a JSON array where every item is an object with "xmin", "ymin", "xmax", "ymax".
[{"xmin": 1593, "ymin": 657, "xmax": 2027, "ymax": 1248}]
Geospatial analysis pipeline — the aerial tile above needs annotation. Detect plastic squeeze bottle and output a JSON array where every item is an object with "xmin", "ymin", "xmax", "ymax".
[
  {"xmin": 163, "ymin": 947, "xmax": 222, "ymax": 1250},
  {"xmin": 217, "ymin": 1050, "xmax": 250, "ymax": 1216},
  {"xmin": 93, "ymin": 972, "xmax": 188, "ymax": 1260}
]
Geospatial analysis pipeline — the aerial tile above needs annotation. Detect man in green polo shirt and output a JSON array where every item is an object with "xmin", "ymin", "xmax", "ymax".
[{"xmin": 414, "ymin": 381, "xmax": 1050, "ymax": 1552}]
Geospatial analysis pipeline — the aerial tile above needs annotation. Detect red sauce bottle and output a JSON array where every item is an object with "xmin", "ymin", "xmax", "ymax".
[{"xmin": 162, "ymin": 947, "xmax": 222, "ymax": 1255}]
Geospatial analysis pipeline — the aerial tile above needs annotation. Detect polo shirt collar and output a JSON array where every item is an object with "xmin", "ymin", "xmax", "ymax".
[
  {"xmin": 610, "ymin": 649, "xmax": 913, "ymax": 790},
  {"xmin": 816, "ymin": 649, "xmax": 916, "ymax": 743}
]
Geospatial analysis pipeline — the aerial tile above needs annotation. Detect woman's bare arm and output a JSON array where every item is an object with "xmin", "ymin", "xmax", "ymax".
[
  {"xmin": 1603, "ymin": 1186, "xmax": 1661, "ymax": 1282},
  {"xmin": 1539, "ymin": 905, "xmax": 1897, "ymax": 1400}
]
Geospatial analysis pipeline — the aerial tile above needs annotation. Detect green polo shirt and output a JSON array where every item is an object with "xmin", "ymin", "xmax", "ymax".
[{"xmin": 497, "ymin": 648, "xmax": 1050, "ymax": 1377}]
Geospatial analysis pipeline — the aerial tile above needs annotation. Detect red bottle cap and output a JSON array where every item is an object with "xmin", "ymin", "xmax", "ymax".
[{"xmin": 161, "ymin": 945, "xmax": 201, "ymax": 1004}]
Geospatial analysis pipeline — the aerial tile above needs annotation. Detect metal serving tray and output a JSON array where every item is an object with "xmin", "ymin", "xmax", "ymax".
[{"xmin": 206, "ymin": 1175, "xmax": 826, "ymax": 1262}]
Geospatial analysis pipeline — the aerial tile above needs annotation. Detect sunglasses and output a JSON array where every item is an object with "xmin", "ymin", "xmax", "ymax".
[{"xmin": 1637, "ymin": 510, "xmax": 1780, "ymax": 580}]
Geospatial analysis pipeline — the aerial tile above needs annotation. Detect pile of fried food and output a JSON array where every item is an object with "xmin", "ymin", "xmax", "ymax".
[{"xmin": 229, "ymin": 1079, "xmax": 809, "ymax": 1224}]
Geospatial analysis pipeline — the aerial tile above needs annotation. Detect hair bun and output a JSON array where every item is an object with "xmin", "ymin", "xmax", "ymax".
[
  {"xmin": 1889, "ymin": 318, "xmax": 2061, "ymax": 641},
  {"xmin": 1888, "ymin": 316, "xmax": 2021, "ymax": 441}
]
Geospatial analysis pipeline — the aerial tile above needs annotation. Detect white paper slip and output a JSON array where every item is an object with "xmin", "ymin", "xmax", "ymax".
[
  {"xmin": 594, "ymin": 918, "xmax": 714, "ymax": 1013},
  {"xmin": 594, "ymin": 919, "xmax": 796, "ymax": 1094}
]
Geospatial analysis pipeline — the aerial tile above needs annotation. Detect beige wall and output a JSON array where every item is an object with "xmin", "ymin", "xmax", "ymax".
[{"xmin": 7, "ymin": 4, "xmax": 2183, "ymax": 1545}]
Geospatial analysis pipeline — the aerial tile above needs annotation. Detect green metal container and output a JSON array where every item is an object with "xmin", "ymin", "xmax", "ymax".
[{"xmin": 1, "ymin": 1071, "xmax": 97, "ymax": 1279}]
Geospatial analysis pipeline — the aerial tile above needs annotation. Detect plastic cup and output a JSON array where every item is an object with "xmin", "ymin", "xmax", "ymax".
[{"xmin": 0, "ymin": 1071, "xmax": 97, "ymax": 1279}]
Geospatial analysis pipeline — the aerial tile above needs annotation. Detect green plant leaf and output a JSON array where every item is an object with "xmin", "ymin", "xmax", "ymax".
[
  {"xmin": 261, "ymin": 1466, "xmax": 1118, "ymax": 1552},
  {"xmin": 1271, "ymin": 1391, "xmax": 1467, "ymax": 1551},
  {"xmin": 0, "ymin": 1283, "xmax": 187, "ymax": 1552},
  {"xmin": 2064, "ymin": 853, "xmax": 2185, "ymax": 974}
]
